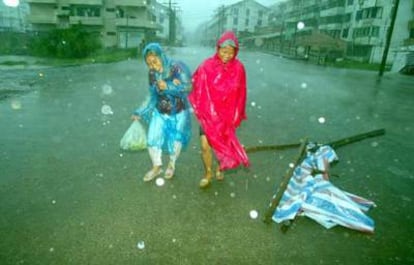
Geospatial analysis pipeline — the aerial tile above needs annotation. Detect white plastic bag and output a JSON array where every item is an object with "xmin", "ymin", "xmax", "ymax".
[{"xmin": 120, "ymin": 120, "xmax": 147, "ymax": 151}]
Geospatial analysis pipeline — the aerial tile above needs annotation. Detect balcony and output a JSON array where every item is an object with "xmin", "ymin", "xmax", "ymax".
[
  {"xmin": 69, "ymin": 16, "xmax": 103, "ymax": 26},
  {"xmin": 59, "ymin": 0, "xmax": 102, "ymax": 4},
  {"xmin": 319, "ymin": 23, "xmax": 343, "ymax": 31},
  {"xmin": 115, "ymin": 0, "xmax": 147, "ymax": 7},
  {"xmin": 115, "ymin": 17, "xmax": 159, "ymax": 29},
  {"xmin": 354, "ymin": 36, "xmax": 380, "ymax": 46},
  {"xmin": 320, "ymin": 7, "xmax": 345, "ymax": 17},
  {"xmin": 27, "ymin": 14, "xmax": 57, "ymax": 24},
  {"xmin": 27, "ymin": 0, "xmax": 56, "ymax": 3}
]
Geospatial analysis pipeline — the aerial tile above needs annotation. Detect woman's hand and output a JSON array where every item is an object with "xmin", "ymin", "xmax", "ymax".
[
  {"xmin": 131, "ymin": 115, "xmax": 140, "ymax": 121},
  {"xmin": 172, "ymin": 78, "xmax": 181, "ymax": 86},
  {"xmin": 157, "ymin": 80, "xmax": 167, "ymax": 90}
]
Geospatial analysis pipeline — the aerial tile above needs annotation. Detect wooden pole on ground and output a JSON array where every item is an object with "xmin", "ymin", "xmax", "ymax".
[
  {"xmin": 262, "ymin": 139, "xmax": 308, "ymax": 224},
  {"xmin": 245, "ymin": 128, "xmax": 385, "ymax": 154}
]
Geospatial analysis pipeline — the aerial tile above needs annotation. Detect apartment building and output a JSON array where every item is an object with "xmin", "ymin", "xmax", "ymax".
[
  {"xmin": 249, "ymin": 0, "xmax": 412, "ymax": 64},
  {"xmin": 200, "ymin": 0, "xmax": 269, "ymax": 46},
  {"xmin": 27, "ymin": 0, "xmax": 159, "ymax": 48}
]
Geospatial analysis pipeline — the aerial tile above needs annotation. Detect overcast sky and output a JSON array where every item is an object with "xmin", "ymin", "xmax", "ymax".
[{"xmin": 174, "ymin": 0, "xmax": 282, "ymax": 32}]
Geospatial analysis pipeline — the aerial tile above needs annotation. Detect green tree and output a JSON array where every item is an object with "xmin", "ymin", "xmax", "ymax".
[{"xmin": 30, "ymin": 23, "xmax": 101, "ymax": 58}]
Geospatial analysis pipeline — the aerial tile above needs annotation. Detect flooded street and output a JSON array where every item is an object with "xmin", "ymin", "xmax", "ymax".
[{"xmin": 1, "ymin": 47, "xmax": 413, "ymax": 264}]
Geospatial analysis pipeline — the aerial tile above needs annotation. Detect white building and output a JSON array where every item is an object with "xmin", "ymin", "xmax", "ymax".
[
  {"xmin": 0, "ymin": 0, "xmax": 30, "ymax": 32},
  {"xmin": 200, "ymin": 0, "xmax": 269, "ymax": 46},
  {"xmin": 26, "ymin": 0, "xmax": 159, "ymax": 48}
]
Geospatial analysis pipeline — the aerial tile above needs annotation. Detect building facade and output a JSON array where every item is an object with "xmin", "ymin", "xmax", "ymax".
[
  {"xmin": 199, "ymin": 0, "xmax": 269, "ymax": 46},
  {"xmin": 0, "ymin": 0, "xmax": 30, "ymax": 32},
  {"xmin": 27, "ymin": 0, "xmax": 159, "ymax": 48},
  {"xmin": 241, "ymin": 0, "xmax": 412, "ymax": 64}
]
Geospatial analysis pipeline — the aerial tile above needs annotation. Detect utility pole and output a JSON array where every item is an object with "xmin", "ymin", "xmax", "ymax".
[
  {"xmin": 379, "ymin": 0, "xmax": 399, "ymax": 76},
  {"xmin": 167, "ymin": 0, "xmax": 177, "ymax": 45}
]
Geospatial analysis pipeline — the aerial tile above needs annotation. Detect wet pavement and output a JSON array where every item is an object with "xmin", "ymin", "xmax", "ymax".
[{"xmin": 1, "ymin": 47, "xmax": 413, "ymax": 264}]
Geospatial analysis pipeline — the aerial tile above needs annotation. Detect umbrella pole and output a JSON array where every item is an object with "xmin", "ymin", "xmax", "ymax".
[{"xmin": 262, "ymin": 139, "xmax": 308, "ymax": 224}]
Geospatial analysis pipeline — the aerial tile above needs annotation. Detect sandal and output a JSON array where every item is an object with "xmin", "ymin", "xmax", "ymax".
[
  {"xmin": 164, "ymin": 163, "xmax": 175, "ymax": 180},
  {"xmin": 199, "ymin": 178, "xmax": 211, "ymax": 189},
  {"xmin": 143, "ymin": 167, "xmax": 163, "ymax": 182},
  {"xmin": 215, "ymin": 169, "xmax": 224, "ymax": 181}
]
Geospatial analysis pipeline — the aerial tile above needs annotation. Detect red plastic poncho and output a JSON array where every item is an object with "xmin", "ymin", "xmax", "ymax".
[{"xmin": 189, "ymin": 31, "xmax": 250, "ymax": 170}]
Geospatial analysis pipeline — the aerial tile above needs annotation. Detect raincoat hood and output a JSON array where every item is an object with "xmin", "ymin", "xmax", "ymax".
[
  {"xmin": 216, "ymin": 31, "xmax": 240, "ymax": 59},
  {"xmin": 142, "ymin": 42, "xmax": 171, "ymax": 70}
]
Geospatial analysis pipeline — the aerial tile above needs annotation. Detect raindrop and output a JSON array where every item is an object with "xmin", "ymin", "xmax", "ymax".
[
  {"xmin": 301, "ymin": 82, "xmax": 307, "ymax": 89},
  {"xmin": 119, "ymin": 153, "xmax": 123, "ymax": 157},
  {"xmin": 318, "ymin": 117, "xmax": 326, "ymax": 124},
  {"xmin": 256, "ymin": 59, "xmax": 261, "ymax": 64},
  {"xmin": 297, "ymin": 21, "xmax": 305, "ymax": 30},
  {"xmin": 137, "ymin": 241, "xmax": 145, "ymax": 250},
  {"xmin": 289, "ymin": 163, "xmax": 295, "ymax": 168},
  {"xmin": 230, "ymin": 192, "xmax": 236, "ymax": 198},
  {"xmin": 3, "ymin": 0, "xmax": 19, "ymax": 7},
  {"xmin": 254, "ymin": 38, "xmax": 264, "ymax": 47},
  {"xmin": 101, "ymin": 104, "xmax": 113, "ymax": 115},
  {"xmin": 266, "ymin": 177, "xmax": 271, "ymax": 182},
  {"xmin": 214, "ymin": 191, "xmax": 219, "ymax": 196},
  {"xmin": 155, "ymin": 177, "xmax": 165, "ymax": 186},
  {"xmin": 49, "ymin": 247, "xmax": 54, "ymax": 252},
  {"xmin": 38, "ymin": 72, "xmax": 44, "ymax": 77},
  {"xmin": 250, "ymin": 101, "xmax": 256, "ymax": 107},
  {"xmin": 249, "ymin": 210, "xmax": 259, "ymax": 219},
  {"xmin": 102, "ymin": 84, "xmax": 113, "ymax": 95},
  {"xmin": 11, "ymin": 100, "xmax": 22, "ymax": 110},
  {"xmin": 172, "ymin": 194, "xmax": 177, "ymax": 199},
  {"xmin": 371, "ymin": 142, "xmax": 379, "ymax": 147},
  {"xmin": 51, "ymin": 200, "xmax": 56, "ymax": 204}
]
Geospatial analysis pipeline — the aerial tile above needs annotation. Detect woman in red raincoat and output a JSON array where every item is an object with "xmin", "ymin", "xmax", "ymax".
[{"xmin": 189, "ymin": 31, "xmax": 250, "ymax": 188}]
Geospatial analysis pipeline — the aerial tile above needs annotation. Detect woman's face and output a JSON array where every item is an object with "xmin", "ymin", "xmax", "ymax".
[
  {"xmin": 145, "ymin": 53, "xmax": 163, "ymax": 73},
  {"xmin": 218, "ymin": 45, "xmax": 236, "ymax": 64}
]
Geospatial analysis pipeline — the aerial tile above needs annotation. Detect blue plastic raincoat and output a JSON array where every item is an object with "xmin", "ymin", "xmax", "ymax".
[{"xmin": 134, "ymin": 43, "xmax": 192, "ymax": 154}]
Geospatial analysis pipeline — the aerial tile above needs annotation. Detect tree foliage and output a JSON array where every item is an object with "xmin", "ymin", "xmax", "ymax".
[{"xmin": 30, "ymin": 23, "xmax": 101, "ymax": 58}]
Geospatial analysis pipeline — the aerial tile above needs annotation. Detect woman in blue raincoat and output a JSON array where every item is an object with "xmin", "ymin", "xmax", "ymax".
[{"xmin": 132, "ymin": 43, "xmax": 192, "ymax": 182}]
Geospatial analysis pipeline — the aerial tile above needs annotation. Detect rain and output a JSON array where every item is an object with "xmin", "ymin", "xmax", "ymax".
[{"xmin": 1, "ymin": 0, "xmax": 413, "ymax": 265}]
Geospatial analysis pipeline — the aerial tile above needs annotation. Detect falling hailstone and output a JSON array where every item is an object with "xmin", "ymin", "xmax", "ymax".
[
  {"xmin": 101, "ymin": 104, "xmax": 113, "ymax": 115},
  {"xmin": 318, "ymin": 117, "xmax": 326, "ymax": 124},
  {"xmin": 102, "ymin": 84, "xmax": 113, "ymax": 95},
  {"xmin": 11, "ymin": 100, "xmax": 22, "ymax": 110},
  {"xmin": 249, "ymin": 210, "xmax": 259, "ymax": 219},
  {"xmin": 297, "ymin": 21, "xmax": 305, "ymax": 30},
  {"xmin": 155, "ymin": 177, "xmax": 165, "ymax": 186},
  {"xmin": 137, "ymin": 241, "xmax": 145, "ymax": 250}
]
